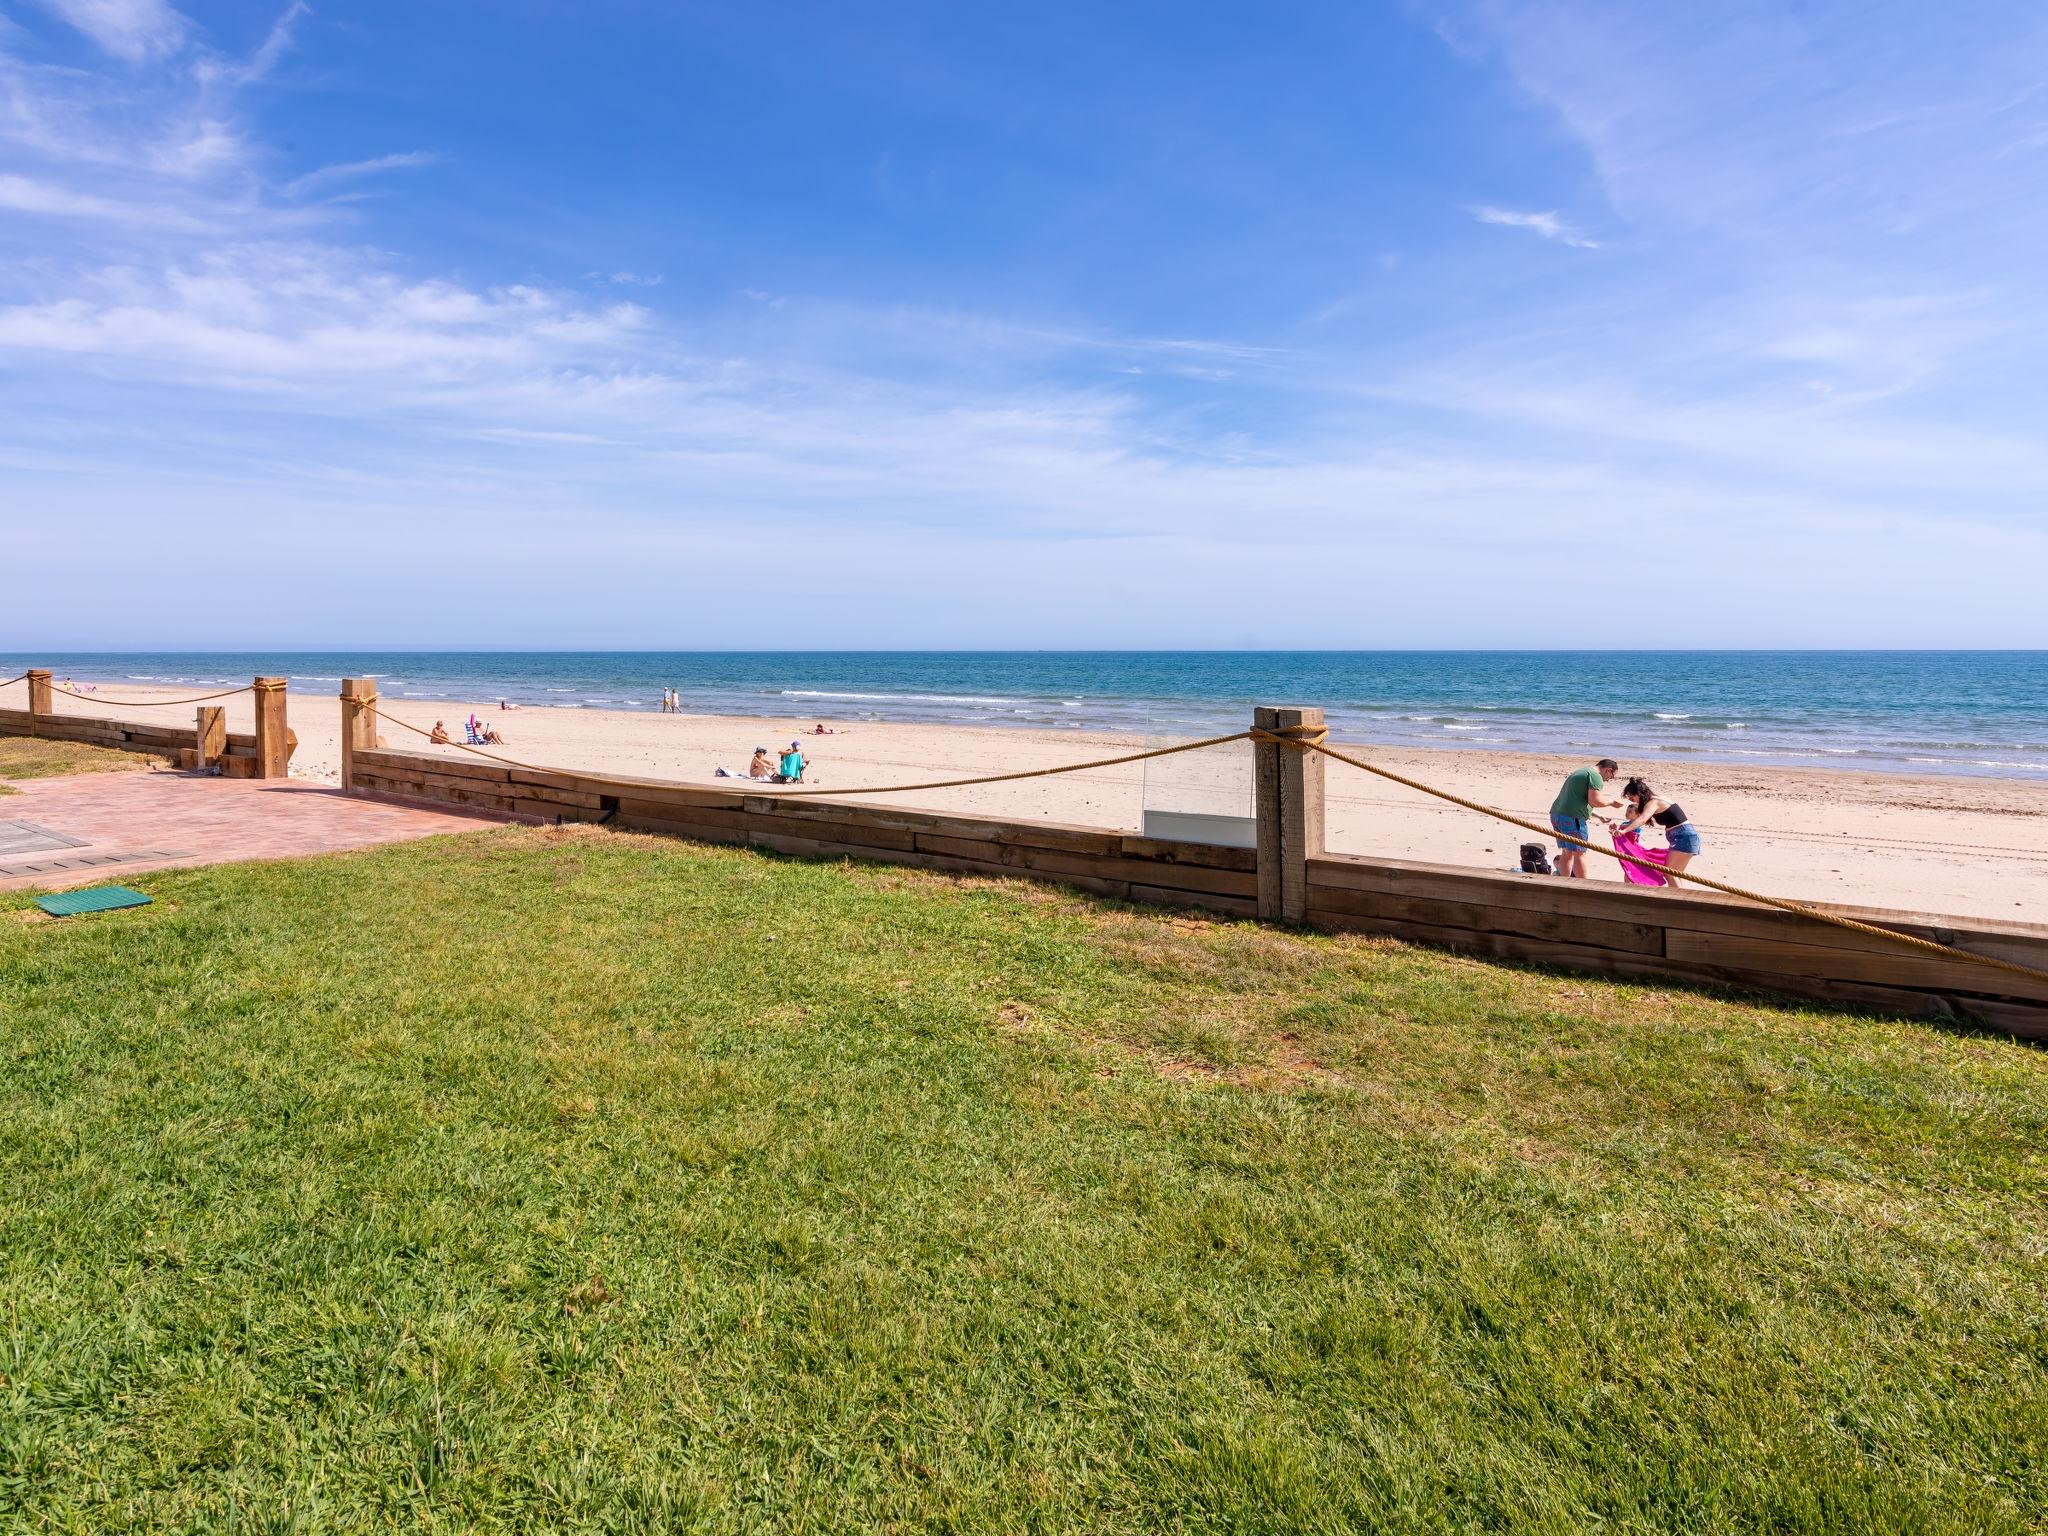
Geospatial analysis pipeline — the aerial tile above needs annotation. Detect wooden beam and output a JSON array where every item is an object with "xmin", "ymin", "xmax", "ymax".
[
  {"xmin": 339, "ymin": 678, "xmax": 378, "ymax": 793},
  {"xmin": 194, "ymin": 706, "xmax": 226, "ymax": 770},
  {"xmin": 252, "ymin": 677, "xmax": 290, "ymax": 779},
  {"xmin": 1253, "ymin": 705, "xmax": 1325, "ymax": 924},
  {"xmin": 26, "ymin": 669, "xmax": 51, "ymax": 721}
]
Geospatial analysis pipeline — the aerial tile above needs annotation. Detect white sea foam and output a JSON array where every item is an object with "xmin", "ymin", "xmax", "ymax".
[
  {"xmin": 1655, "ymin": 712, "xmax": 1690, "ymax": 720},
  {"xmin": 782, "ymin": 689, "xmax": 1028, "ymax": 707}
]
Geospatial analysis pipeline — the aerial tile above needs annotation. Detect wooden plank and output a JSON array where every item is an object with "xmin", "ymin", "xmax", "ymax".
[
  {"xmin": 1664, "ymin": 929, "xmax": 2048, "ymax": 1006},
  {"xmin": 614, "ymin": 797, "xmax": 756, "ymax": 833},
  {"xmin": 913, "ymin": 832, "xmax": 1255, "ymax": 898},
  {"xmin": 1308, "ymin": 883, "xmax": 1667, "ymax": 957},
  {"xmin": 1309, "ymin": 906, "xmax": 2046, "ymax": 1033},
  {"xmin": 355, "ymin": 748, "xmax": 513, "ymax": 785},
  {"xmin": 913, "ymin": 831, "xmax": 1009, "ymax": 865},
  {"xmin": 509, "ymin": 782, "xmax": 607, "ymax": 812},
  {"xmin": 1117, "ymin": 835, "xmax": 1259, "ymax": 873},
  {"xmin": 747, "ymin": 829, "xmax": 1135, "ymax": 900},
  {"xmin": 1128, "ymin": 883, "xmax": 1258, "ymax": 918},
  {"xmin": 510, "ymin": 797, "xmax": 602, "ymax": 823},
  {"xmin": 1305, "ymin": 852, "xmax": 2048, "ymax": 967},
  {"xmin": 611, "ymin": 812, "xmax": 752, "ymax": 845},
  {"xmin": 744, "ymin": 796, "xmax": 1127, "ymax": 856}
]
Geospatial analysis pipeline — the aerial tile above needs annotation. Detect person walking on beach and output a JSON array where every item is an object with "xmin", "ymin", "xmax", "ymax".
[{"xmin": 1550, "ymin": 757, "xmax": 1622, "ymax": 878}]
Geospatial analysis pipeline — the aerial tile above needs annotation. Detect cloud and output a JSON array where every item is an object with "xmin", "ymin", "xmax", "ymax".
[
  {"xmin": 198, "ymin": 0, "xmax": 306, "ymax": 89},
  {"xmin": 0, "ymin": 245, "xmax": 651, "ymax": 384},
  {"xmin": 0, "ymin": 167, "xmax": 211, "ymax": 226},
  {"xmin": 283, "ymin": 151, "xmax": 436, "ymax": 199},
  {"xmin": 32, "ymin": 0, "xmax": 186, "ymax": 65},
  {"xmin": 1469, "ymin": 204, "xmax": 1599, "ymax": 247}
]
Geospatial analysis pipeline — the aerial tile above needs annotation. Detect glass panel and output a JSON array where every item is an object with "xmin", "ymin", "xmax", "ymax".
[{"xmin": 1140, "ymin": 710, "xmax": 1255, "ymax": 847}]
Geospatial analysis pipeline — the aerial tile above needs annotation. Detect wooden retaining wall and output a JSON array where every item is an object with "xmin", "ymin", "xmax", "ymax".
[
  {"xmin": 346, "ymin": 744, "xmax": 2048, "ymax": 1040},
  {"xmin": 347, "ymin": 746, "xmax": 1258, "ymax": 915},
  {"xmin": 1306, "ymin": 852, "xmax": 2048, "ymax": 1041},
  {"xmin": 0, "ymin": 706, "xmax": 268, "ymax": 770}
]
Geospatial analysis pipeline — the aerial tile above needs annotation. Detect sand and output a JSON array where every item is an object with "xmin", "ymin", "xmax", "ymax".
[{"xmin": 15, "ymin": 677, "xmax": 2048, "ymax": 924}]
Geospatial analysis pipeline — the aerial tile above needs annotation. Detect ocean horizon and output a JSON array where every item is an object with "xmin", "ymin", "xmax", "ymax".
[{"xmin": 8, "ymin": 649, "xmax": 2046, "ymax": 780}]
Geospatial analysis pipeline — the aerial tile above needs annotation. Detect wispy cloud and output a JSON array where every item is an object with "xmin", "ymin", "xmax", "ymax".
[
  {"xmin": 32, "ymin": 0, "xmax": 186, "ymax": 65},
  {"xmin": 1469, "ymin": 204, "xmax": 1599, "ymax": 248},
  {"xmin": 283, "ymin": 151, "xmax": 436, "ymax": 199}
]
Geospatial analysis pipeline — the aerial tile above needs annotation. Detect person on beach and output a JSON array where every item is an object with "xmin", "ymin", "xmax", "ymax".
[
  {"xmin": 482, "ymin": 722, "xmax": 507, "ymax": 745},
  {"xmin": 430, "ymin": 721, "xmax": 452, "ymax": 744},
  {"xmin": 1613, "ymin": 777, "xmax": 1702, "ymax": 875},
  {"xmin": 1550, "ymin": 757, "xmax": 1622, "ymax": 878},
  {"xmin": 778, "ymin": 741, "xmax": 806, "ymax": 783},
  {"xmin": 747, "ymin": 747, "xmax": 775, "ymax": 780}
]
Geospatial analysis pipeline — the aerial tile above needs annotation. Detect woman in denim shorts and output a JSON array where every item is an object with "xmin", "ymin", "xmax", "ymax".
[{"xmin": 1616, "ymin": 777, "xmax": 1702, "ymax": 875}]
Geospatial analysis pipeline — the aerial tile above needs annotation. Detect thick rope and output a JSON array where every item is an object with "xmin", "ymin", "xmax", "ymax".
[
  {"xmin": 364, "ymin": 699, "xmax": 1261, "ymax": 792},
  {"xmin": 49, "ymin": 682, "xmax": 256, "ymax": 707},
  {"xmin": 365, "ymin": 701, "xmax": 558, "ymax": 773},
  {"xmin": 746, "ymin": 730, "xmax": 1261, "ymax": 797},
  {"xmin": 0, "ymin": 673, "xmax": 29, "ymax": 689},
  {"xmin": 1281, "ymin": 733, "xmax": 2048, "ymax": 991}
]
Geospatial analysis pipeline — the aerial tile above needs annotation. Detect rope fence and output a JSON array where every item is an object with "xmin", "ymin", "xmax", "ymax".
[
  {"xmin": 47, "ymin": 682, "xmax": 260, "ymax": 708},
  {"xmin": 349, "ymin": 695, "xmax": 2048, "ymax": 991}
]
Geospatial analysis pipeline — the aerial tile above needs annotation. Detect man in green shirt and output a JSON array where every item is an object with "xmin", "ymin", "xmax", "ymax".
[{"xmin": 1549, "ymin": 758, "xmax": 1621, "ymax": 878}]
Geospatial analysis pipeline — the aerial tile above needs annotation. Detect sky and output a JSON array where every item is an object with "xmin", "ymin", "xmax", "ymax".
[{"xmin": 1, "ymin": 0, "xmax": 2046, "ymax": 650}]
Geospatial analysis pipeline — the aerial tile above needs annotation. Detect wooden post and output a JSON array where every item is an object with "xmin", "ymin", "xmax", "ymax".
[
  {"xmin": 340, "ymin": 678, "xmax": 378, "ymax": 793},
  {"xmin": 252, "ymin": 677, "xmax": 290, "ymax": 779},
  {"xmin": 1253, "ymin": 705, "xmax": 1326, "ymax": 925},
  {"xmin": 26, "ymin": 669, "xmax": 52, "ymax": 722},
  {"xmin": 195, "ymin": 706, "xmax": 226, "ymax": 770}
]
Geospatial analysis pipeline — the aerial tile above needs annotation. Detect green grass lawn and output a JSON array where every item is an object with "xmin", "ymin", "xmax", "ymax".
[
  {"xmin": 3, "ymin": 826, "xmax": 2044, "ymax": 1533},
  {"xmin": 0, "ymin": 735, "xmax": 155, "ymax": 792}
]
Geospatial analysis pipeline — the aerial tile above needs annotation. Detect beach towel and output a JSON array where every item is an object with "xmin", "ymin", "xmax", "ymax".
[{"xmin": 1612, "ymin": 828, "xmax": 1672, "ymax": 887}]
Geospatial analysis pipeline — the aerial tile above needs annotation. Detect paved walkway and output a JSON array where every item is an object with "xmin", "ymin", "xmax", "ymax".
[{"xmin": 0, "ymin": 769, "xmax": 507, "ymax": 890}]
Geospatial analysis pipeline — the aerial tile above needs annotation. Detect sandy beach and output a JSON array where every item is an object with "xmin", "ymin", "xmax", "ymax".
[{"xmin": 12, "ymin": 677, "xmax": 2048, "ymax": 923}]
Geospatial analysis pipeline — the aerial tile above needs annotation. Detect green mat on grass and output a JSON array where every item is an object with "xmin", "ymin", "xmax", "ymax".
[{"xmin": 34, "ymin": 886, "xmax": 152, "ymax": 917}]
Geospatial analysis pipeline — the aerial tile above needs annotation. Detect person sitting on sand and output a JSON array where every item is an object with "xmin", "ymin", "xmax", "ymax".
[
  {"xmin": 1550, "ymin": 757, "xmax": 1623, "ymax": 878},
  {"xmin": 747, "ymin": 747, "xmax": 775, "ymax": 780},
  {"xmin": 429, "ymin": 721, "xmax": 452, "ymax": 744},
  {"xmin": 500, "ymin": 698, "xmax": 519, "ymax": 711},
  {"xmin": 778, "ymin": 741, "xmax": 806, "ymax": 783},
  {"xmin": 1613, "ymin": 776, "xmax": 1702, "ymax": 875}
]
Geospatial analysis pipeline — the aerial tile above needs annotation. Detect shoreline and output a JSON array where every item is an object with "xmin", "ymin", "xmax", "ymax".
[
  {"xmin": 8, "ymin": 677, "xmax": 2047, "ymax": 922},
  {"xmin": 10, "ymin": 653, "xmax": 2046, "ymax": 782}
]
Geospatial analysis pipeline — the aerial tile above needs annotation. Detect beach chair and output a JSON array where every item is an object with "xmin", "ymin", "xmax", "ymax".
[{"xmin": 465, "ymin": 722, "xmax": 485, "ymax": 746}]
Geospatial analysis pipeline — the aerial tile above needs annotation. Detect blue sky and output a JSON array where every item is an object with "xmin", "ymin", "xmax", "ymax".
[{"xmin": 2, "ymin": 0, "xmax": 2045, "ymax": 649}]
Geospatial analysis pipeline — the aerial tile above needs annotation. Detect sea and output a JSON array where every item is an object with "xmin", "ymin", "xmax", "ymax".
[{"xmin": 7, "ymin": 651, "xmax": 2046, "ymax": 779}]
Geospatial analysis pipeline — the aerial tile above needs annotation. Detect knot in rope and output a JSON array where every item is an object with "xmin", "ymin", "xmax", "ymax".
[{"xmin": 1251, "ymin": 724, "xmax": 1330, "ymax": 749}]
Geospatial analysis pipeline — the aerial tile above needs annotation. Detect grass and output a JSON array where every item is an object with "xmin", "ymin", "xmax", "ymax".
[
  {"xmin": 2, "ymin": 824, "xmax": 2045, "ymax": 1533},
  {"xmin": 0, "ymin": 735, "xmax": 155, "ymax": 792}
]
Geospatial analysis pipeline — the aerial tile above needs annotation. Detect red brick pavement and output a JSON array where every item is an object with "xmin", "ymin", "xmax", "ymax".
[{"xmin": 0, "ymin": 769, "xmax": 509, "ymax": 890}]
